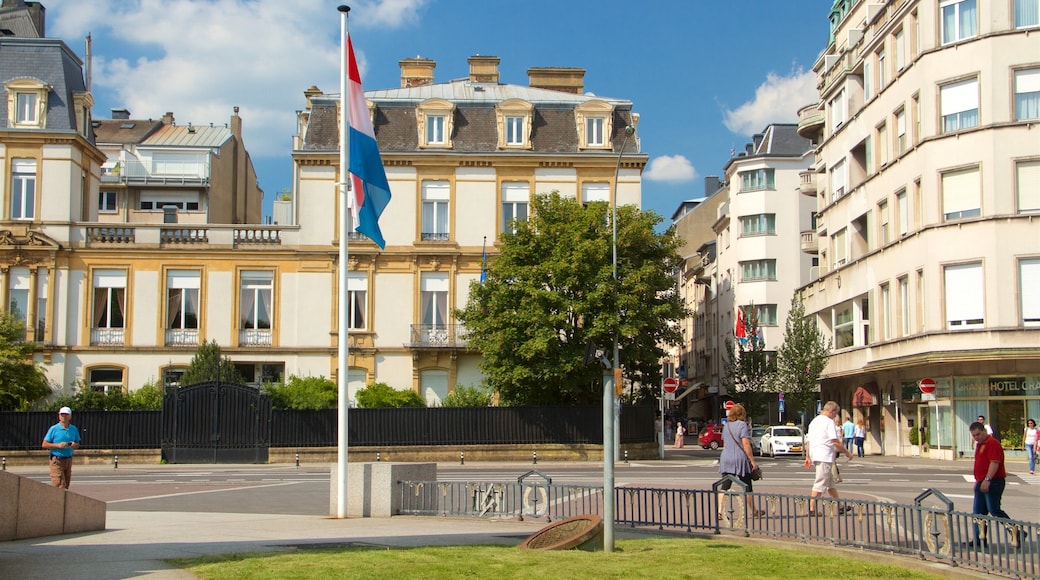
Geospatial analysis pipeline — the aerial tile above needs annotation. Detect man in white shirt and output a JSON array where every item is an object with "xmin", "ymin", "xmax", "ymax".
[
  {"xmin": 804, "ymin": 400, "xmax": 853, "ymax": 515},
  {"xmin": 977, "ymin": 415, "xmax": 993, "ymax": 436}
]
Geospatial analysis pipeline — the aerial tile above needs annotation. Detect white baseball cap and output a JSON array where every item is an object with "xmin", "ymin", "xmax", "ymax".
[{"xmin": 59, "ymin": 406, "xmax": 72, "ymax": 415}]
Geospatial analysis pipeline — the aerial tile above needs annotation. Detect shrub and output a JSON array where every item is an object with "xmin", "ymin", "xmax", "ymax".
[
  {"xmin": 263, "ymin": 375, "xmax": 337, "ymax": 410},
  {"xmin": 356, "ymin": 382, "xmax": 425, "ymax": 408},
  {"xmin": 442, "ymin": 384, "xmax": 493, "ymax": 407},
  {"xmin": 129, "ymin": 378, "xmax": 164, "ymax": 410}
]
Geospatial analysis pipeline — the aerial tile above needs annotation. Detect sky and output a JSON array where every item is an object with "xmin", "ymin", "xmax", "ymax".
[{"xmin": 46, "ymin": 0, "xmax": 831, "ymax": 225}]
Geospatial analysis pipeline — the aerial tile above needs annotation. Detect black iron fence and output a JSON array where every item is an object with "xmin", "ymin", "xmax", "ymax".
[
  {"xmin": 398, "ymin": 476, "xmax": 1040, "ymax": 579},
  {"xmin": 0, "ymin": 405, "xmax": 654, "ymax": 450}
]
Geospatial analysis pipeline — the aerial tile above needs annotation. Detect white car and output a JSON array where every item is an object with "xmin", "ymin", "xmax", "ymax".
[{"xmin": 760, "ymin": 426, "xmax": 805, "ymax": 457}]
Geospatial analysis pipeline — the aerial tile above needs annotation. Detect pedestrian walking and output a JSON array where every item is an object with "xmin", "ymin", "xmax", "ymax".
[
  {"xmin": 804, "ymin": 401, "xmax": 853, "ymax": 515},
  {"xmin": 1024, "ymin": 418, "xmax": 1038, "ymax": 475},
  {"xmin": 674, "ymin": 421, "xmax": 686, "ymax": 449},
  {"xmin": 968, "ymin": 421, "xmax": 1014, "ymax": 547},
  {"xmin": 841, "ymin": 416, "xmax": 855, "ymax": 452},
  {"xmin": 42, "ymin": 406, "xmax": 80, "ymax": 489},
  {"xmin": 853, "ymin": 419, "xmax": 866, "ymax": 458},
  {"xmin": 717, "ymin": 403, "xmax": 762, "ymax": 517}
]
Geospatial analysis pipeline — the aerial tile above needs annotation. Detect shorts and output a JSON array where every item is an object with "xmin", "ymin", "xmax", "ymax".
[{"xmin": 812, "ymin": 461, "xmax": 835, "ymax": 493}]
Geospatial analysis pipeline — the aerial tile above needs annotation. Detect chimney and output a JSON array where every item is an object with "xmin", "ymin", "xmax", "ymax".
[
  {"xmin": 303, "ymin": 85, "xmax": 323, "ymax": 108},
  {"xmin": 399, "ymin": 57, "xmax": 436, "ymax": 88},
  {"xmin": 704, "ymin": 176, "xmax": 722, "ymax": 196},
  {"xmin": 230, "ymin": 106, "xmax": 242, "ymax": 139},
  {"xmin": 527, "ymin": 67, "xmax": 585, "ymax": 94},
  {"xmin": 745, "ymin": 142, "xmax": 754, "ymax": 155},
  {"xmin": 467, "ymin": 55, "xmax": 500, "ymax": 83},
  {"xmin": 752, "ymin": 133, "xmax": 764, "ymax": 152},
  {"xmin": 161, "ymin": 111, "xmax": 175, "ymax": 125},
  {"xmin": 111, "ymin": 108, "xmax": 131, "ymax": 120}
]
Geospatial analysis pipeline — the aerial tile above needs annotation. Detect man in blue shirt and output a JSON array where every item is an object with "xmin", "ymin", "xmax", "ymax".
[
  {"xmin": 42, "ymin": 406, "xmax": 80, "ymax": 488},
  {"xmin": 841, "ymin": 417, "xmax": 856, "ymax": 452}
]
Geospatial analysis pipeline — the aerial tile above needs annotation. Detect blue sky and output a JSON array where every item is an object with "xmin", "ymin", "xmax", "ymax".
[{"xmin": 47, "ymin": 0, "xmax": 829, "ymax": 224}]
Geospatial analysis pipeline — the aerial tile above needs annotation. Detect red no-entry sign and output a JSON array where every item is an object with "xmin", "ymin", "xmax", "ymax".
[
  {"xmin": 663, "ymin": 377, "xmax": 679, "ymax": 393},
  {"xmin": 919, "ymin": 378, "xmax": 936, "ymax": 394},
  {"xmin": 724, "ymin": 400, "xmax": 735, "ymax": 411}
]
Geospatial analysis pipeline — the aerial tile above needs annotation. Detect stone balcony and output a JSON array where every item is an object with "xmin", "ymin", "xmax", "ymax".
[
  {"xmin": 800, "ymin": 230, "xmax": 818, "ymax": 254},
  {"xmin": 797, "ymin": 103, "xmax": 824, "ymax": 140},
  {"xmin": 798, "ymin": 170, "xmax": 817, "ymax": 197}
]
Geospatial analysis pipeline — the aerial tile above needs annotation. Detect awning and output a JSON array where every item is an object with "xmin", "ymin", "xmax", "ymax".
[{"xmin": 852, "ymin": 383, "xmax": 878, "ymax": 407}]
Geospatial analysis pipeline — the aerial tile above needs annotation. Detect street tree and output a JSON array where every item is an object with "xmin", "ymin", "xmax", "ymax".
[
  {"xmin": 457, "ymin": 192, "xmax": 685, "ymax": 405},
  {"xmin": 179, "ymin": 340, "xmax": 245, "ymax": 386},
  {"xmin": 0, "ymin": 312, "xmax": 51, "ymax": 410},
  {"xmin": 773, "ymin": 295, "xmax": 831, "ymax": 426},
  {"xmin": 721, "ymin": 306, "xmax": 774, "ymax": 420}
]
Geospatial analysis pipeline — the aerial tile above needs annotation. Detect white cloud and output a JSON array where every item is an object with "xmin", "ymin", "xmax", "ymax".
[
  {"xmin": 644, "ymin": 155, "xmax": 696, "ymax": 183},
  {"xmin": 48, "ymin": 0, "xmax": 429, "ymax": 158},
  {"xmin": 722, "ymin": 68, "xmax": 817, "ymax": 136}
]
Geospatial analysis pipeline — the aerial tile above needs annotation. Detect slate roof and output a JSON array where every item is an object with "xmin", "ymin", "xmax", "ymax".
[
  {"xmin": 0, "ymin": 1, "xmax": 42, "ymax": 38},
  {"xmin": 92, "ymin": 118, "xmax": 165, "ymax": 145},
  {"xmin": 0, "ymin": 37, "xmax": 90, "ymax": 142},
  {"xmin": 753, "ymin": 124, "xmax": 811, "ymax": 156},
  {"xmin": 301, "ymin": 81, "xmax": 637, "ymax": 155}
]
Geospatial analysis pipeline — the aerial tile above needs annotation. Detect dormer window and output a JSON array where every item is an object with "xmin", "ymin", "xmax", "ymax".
[
  {"xmin": 495, "ymin": 99, "xmax": 534, "ymax": 149},
  {"xmin": 416, "ymin": 99, "xmax": 455, "ymax": 149},
  {"xmin": 6, "ymin": 78, "xmax": 50, "ymax": 129},
  {"xmin": 574, "ymin": 100, "xmax": 615, "ymax": 150}
]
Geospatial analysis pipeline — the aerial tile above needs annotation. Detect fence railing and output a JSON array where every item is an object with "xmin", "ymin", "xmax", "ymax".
[
  {"xmin": 397, "ymin": 476, "xmax": 1039, "ymax": 579},
  {"xmin": 0, "ymin": 405, "xmax": 655, "ymax": 450}
]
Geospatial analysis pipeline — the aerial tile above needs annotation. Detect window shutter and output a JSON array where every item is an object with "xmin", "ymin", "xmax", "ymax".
[
  {"xmin": 942, "ymin": 167, "xmax": 979, "ymax": 215},
  {"xmin": 944, "ymin": 263, "xmax": 983, "ymax": 328},
  {"xmin": 940, "ymin": 79, "xmax": 978, "ymax": 116},
  {"xmin": 1017, "ymin": 161, "xmax": 1040, "ymax": 212},
  {"xmin": 1021, "ymin": 259, "xmax": 1040, "ymax": 325}
]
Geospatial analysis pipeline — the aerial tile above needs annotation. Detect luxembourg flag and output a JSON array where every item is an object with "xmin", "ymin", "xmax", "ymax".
[
  {"xmin": 735, "ymin": 307, "xmax": 748, "ymax": 345},
  {"xmin": 346, "ymin": 34, "xmax": 390, "ymax": 249}
]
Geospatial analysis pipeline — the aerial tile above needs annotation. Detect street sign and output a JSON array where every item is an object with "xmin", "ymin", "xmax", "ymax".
[
  {"xmin": 724, "ymin": 400, "xmax": 735, "ymax": 411},
  {"xmin": 919, "ymin": 378, "xmax": 936, "ymax": 394},
  {"xmin": 778, "ymin": 400, "xmax": 785, "ymax": 412},
  {"xmin": 663, "ymin": 377, "xmax": 679, "ymax": 393}
]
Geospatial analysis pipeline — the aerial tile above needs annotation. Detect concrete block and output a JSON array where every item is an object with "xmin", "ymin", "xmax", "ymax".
[
  {"xmin": 0, "ymin": 471, "xmax": 19, "ymax": 541},
  {"xmin": 16, "ymin": 477, "xmax": 65, "ymax": 539},
  {"xmin": 63, "ymin": 489, "xmax": 107, "ymax": 535},
  {"xmin": 330, "ymin": 462, "xmax": 436, "ymax": 518}
]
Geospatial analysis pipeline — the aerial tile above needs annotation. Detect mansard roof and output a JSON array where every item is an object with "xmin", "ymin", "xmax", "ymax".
[{"xmin": 0, "ymin": 37, "xmax": 91, "ymax": 140}]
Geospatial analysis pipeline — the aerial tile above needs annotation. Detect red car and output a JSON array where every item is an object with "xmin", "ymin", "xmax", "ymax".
[{"xmin": 698, "ymin": 425, "xmax": 724, "ymax": 450}]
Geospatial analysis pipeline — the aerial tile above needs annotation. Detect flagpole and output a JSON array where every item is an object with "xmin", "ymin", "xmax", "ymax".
[{"xmin": 336, "ymin": 3, "xmax": 351, "ymax": 519}]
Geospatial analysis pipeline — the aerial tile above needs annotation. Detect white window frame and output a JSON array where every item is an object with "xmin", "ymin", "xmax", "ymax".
[
  {"xmin": 833, "ymin": 228, "xmax": 848, "ymax": 267},
  {"xmin": 877, "ymin": 48, "xmax": 887, "ymax": 89},
  {"xmin": 830, "ymin": 159, "xmax": 847, "ymax": 201},
  {"xmin": 895, "ymin": 108, "xmax": 907, "ymax": 154},
  {"xmin": 830, "ymin": 88, "xmax": 847, "ymax": 132},
  {"xmin": 878, "ymin": 200, "xmax": 890, "ymax": 245},
  {"xmin": 92, "ymin": 269, "xmax": 127, "ymax": 345},
  {"xmin": 581, "ymin": 182, "xmax": 610, "ymax": 204},
  {"xmin": 1014, "ymin": 68, "xmax": 1040, "ymax": 121},
  {"xmin": 944, "ymin": 262, "xmax": 984, "ymax": 329},
  {"xmin": 942, "ymin": 166, "xmax": 981, "ymax": 221},
  {"xmin": 880, "ymin": 283, "xmax": 892, "ymax": 341},
  {"xmin": 1016, "ymin": 159, "xmax": 1040, "ymax": 213},
  {"xmin": 88, "ymin": 368, "xmax": 125, "ymax": 394},
  {"xmin": 740, "ymin": 168, "xmax": 775, "ymax": 192},
  {"xmin": 426, "ymin": 114, "xmax": 445, "ymax": 144},
  {"xmin": 940, "ymin": 78, "xmax": 979, "ymax": 133},
  {"xmin": 833, "ymin": 302, "xmax": 855, "ymax": 349},
  {"xmin": 347, "ymin": 273, "xmax": 367, "ymax": 330},
  {"xmin": 585, "ymin": 117, "xmax": 605, "ymax": 147},
  {"xmin": 897, "ymin": 190, "xmax": 909, "ymax": 235},
  {"xmin": 99, "ymin": 191, "xmax": 118, "ymax": 213},
  {"xmin": 421, "ymin": 181, "xmax": 450, "ymax": 241},
  {"xmin": 1021, "ymin": 258, "xmax": 1040, "ymax": 326},
  {"xmin": 15, "ymin": 92, "xmax": 38, "ymax": 124},
  {"xmin": 10, "ymin": 158, "xmax": 36, "ymax": 220},
  {"xmin": 166, "ymin": 270, "xmax": 200, "ymax": 346},
  {"xmin": 501, "ymin": 182, "xmax": 529, "ymax": 234},
  {"xmin": 505, "ymin": 116, "xmax": 524, "ymax": 145},
  {"xmin": 1016, "ymin": 0, "xmax": 1040, "ymax": 28},
  {"xmin": 863, "ymin": 61, "xmax": 872, "ymax": 102},
  {"xmin": 420, "ymin": 272, "xmax": 449, "ymax": 329},
  {"xmin": 899, "ymin": 276, "xmax": 910, "ymax": 337},
  {"xmin": 894, "ymin": 29, "xmax": 906, "ymax": 70},
  {"xmin": 941, "ymin": 0, "xmax": 977, "ymax": 45},
  {"xmin": 239, "ymin": 271, "xmax": 273, "ymax": 331}
]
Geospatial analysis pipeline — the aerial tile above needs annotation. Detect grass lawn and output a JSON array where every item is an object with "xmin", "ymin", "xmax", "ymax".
[{"xmin": 170, "ymin": 537, "xmax": 943, "ymax": 579}]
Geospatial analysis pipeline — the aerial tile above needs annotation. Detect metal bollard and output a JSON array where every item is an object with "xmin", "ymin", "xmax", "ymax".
[
  {"xmin": 532, "ymin": 451, "xmax": 538, "ymax": 464},
  {"xmin": 376, "ymin": 452, "xmax": 381, "ymax": 462},
  {"xmin": 114, "ymin": 455, "xmax": 118, "ymax": 469},
  {"xmin": 2, "ymin": 456, "xmax": 6, "ymax": 470},
  {"xmin": 624, "ymin": 450, "xmax": 629, "ymax": 463},
  {"xmin": 295, "ymin": 453, "xmax": 300, "ymax": 468},
  {"xmin": 460, "ymin": 451, "xmax": 465, "ymax": 465}
]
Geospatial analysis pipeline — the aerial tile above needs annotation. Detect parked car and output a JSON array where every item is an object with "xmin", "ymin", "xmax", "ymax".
[
  {"xmin": 750, "ymin": 426, "xmax": 766, "ymax": 456},
  {"xmin": 698, "ymin": 425, "xmax": 724, "ymax": 450},
  {"xmin": 760, "ymin": 425, "xmax": 805, "ymax": 457}
]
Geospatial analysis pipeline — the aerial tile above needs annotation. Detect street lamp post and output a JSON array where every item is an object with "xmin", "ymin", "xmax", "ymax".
[{"xmin": 603, "ymin": 124, "xmax": 635, "ymax": 553}]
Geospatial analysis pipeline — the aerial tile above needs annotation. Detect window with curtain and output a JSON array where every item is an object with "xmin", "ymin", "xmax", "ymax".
[
  {"xmin": 1017, "ymin": 160, "xmax": 1040, "ymax": 213},
  {"xmin": 740, "ymin": 214, "xmax": 776, "ymax": 236},
  {"xmin": 740, "ymin": 259, "xmax": 777, "ymax": 282},
  {"xmin": 1015, "ymin": 0, "xmax": 1040, "ymax": 28},
  {"xmin": 426, "ymin": 114, "xmax": 445, "ymax": 144},
  {"xmin": 942, "ymin": 166, "xmax": 981, "ymax": 221},
  {"xmin": 506, "ymin": 116, "xmax": 524, "ymax": 145},
  {"xmin": 11, "ymin": 158, "xmax": 35, "ymax": 220},
  {"xmin": 940, "ymin": 78, "xmax": 978, "ymax": 133},
  {"xmin": 944, "ymin": 262, "xmax": 984, "ymax": 329},
  {"xmin": 240, "ymin": 271, "xmax": 273, "ymax": 330},
  {"xmin": 166, "ymin": 270, "xmax": 200, "ymax": 332},
  {"xmin": 1014, "ymin": 68, "xmax": 1040, "ymax": 121},
  {"xmin": 421, "ymin": 181, "xmax": 450, "ymax": 241},
  {"xmin": 834, "ymin": 302, "xmax": 855, "ymax": 349},
  {"xmin": 15, "ymin": 92, "xmax": 37, "ymax": 124},
  {"xmin": 1021, "ymin": 259, "xmax": 1040, "ymax": 326},
  {"xmin": 420, "ymin": 273, "xmax": 448, "ymax": 329},
  {"xmin": 93, "ymin": 269, "xmax": 126, "ymax": 329},
  {"xmin": 740, "ymin": 168, "xmax": 774, "ymax": 191},
  {"xmin": 501, "ymin": 182, "xmax": 529, "ymax": 234},
  {"xmin": 347, "ymin": 273, "xmax": 367, "ymax": 330},
  {"xmin": 748, "ymin": 304, "xmax": 778, "ymax": 326},
  {"xmin": 941, "ymin": 0, "xmax": 977, "ymax": 44},
  {"xmin": 585, "ymin": 117, "xmax": 605, "ymax": 146}
]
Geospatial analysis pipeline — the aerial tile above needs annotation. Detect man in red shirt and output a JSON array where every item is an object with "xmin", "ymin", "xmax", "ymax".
[{"xmin": 968, "ymin": 421, "xmax": 1011, "ymax": 547}]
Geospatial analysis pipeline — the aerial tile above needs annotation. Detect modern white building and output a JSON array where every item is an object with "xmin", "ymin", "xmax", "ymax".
[{"xmin": 797, "ymin": 0, "xmax": 1040, "ymax": 459}]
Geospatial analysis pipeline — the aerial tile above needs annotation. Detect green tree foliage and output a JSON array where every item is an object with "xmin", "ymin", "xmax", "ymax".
[
  {"xmin": 773, "ymin": 296, "xmax": 831, "ymax": 425},
  {"xmin": 355, "ymin": 382, "xmax": 425, "ymax": 408},
  {"xmin": 179, "ymin": 340, "xmax": 244, "ymax": 386},
  {"xmin": 721, "ymin": 307, "xmax": 775, "ymax": 421},
  {"xmin": 441, "ymin": 384, "xmax": 493, "ymax": 407},
  {"xmin": 263, "ymin": 375, "xmax": 337, "ymax": 410},
  {"xmin": 48, "ymin": 378, "xmax": 164, "ymax": 411},
  {"xmin": 0, "ymin": 312, "xmax": 51, "ymax": 410},
  {"xmin": 129, "ymin": 378, "xmax": 164, "ymax": 410},
  {"xmin": 457, "ymin": 192, "xmax": 685, "ymax": 405}
]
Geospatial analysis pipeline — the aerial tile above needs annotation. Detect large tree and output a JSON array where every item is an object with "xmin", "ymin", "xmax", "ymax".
[
  {"xmin": 721, "ymin": 307, "xmax": 774, "ymax": 420},
  {"xmin": 179, "ymin": 340, "xmax": 245, "ymax": 386},
  {"xmin": 0, "ymin": 312, "xmax": 51, "ymax": 410},
  {"xmin": 773, "ymin": 296, "xmax": 831, "ymax": 426},
  {"xmin": 458, "ymin": 192, "xmax": 685, "ymax": 405}
]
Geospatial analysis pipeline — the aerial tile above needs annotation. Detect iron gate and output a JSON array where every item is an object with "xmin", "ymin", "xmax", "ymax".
[{"xmin": 161, "ymin": 382, "xmax": 272, "ymax": 463}]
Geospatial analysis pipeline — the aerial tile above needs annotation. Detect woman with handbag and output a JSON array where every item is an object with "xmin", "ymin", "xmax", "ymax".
[{"xmin": 717, "ymin": 403, "xmax": 764, "ymax": 517}]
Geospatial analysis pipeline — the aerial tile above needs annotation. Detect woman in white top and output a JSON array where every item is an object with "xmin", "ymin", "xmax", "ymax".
[{"xmin": 1024, "ymin": 418, "xmax": 1038, "ymax": 475}]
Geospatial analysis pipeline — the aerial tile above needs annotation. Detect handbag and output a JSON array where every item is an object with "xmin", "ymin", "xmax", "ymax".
[
  {"xmin": 831, "ymin": 462, "xmax": 843, "ymax": 483},
  {"xmin": 727, "ymin": 424, "xmax": 762, "ymax": 481}
]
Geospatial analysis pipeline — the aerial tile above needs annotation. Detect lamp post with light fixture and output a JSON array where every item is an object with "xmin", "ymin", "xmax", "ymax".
[{"xmin": 603, "ymin": 124, "xmax": 635, "ymax": 553}]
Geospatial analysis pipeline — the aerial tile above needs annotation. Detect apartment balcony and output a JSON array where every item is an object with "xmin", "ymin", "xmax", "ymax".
[
  {"xmin": 800, "ymin": 230, "xmax": 818, "ymax": 254},
  {"xmin": 102, "ymin": 159, "xmax": 210, "ymax": 185},
  {"xmin": 166, "ymin": 328, "xmax": 199, "ymax": 347},
  {"xmin": 797, "ymin": 103, "xmax": 824, "ymax": 140},
  {"xmin": 91, "ymin": 327, "xmax": 124, "ymax": 346},
  {"xmin": 81, "ymin": 224, "xmax": 294, "ymax": 249},
  {"xmin": 409, "ymin": 324, "xmax": 469, "ymax": 348},
  {"xmin": 798, "ymin": 170, "xmax": 817, "ymax": 197},
  {"xmin": 239, "ymin": 328, "xmax": 272, "ymax": 347}
]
